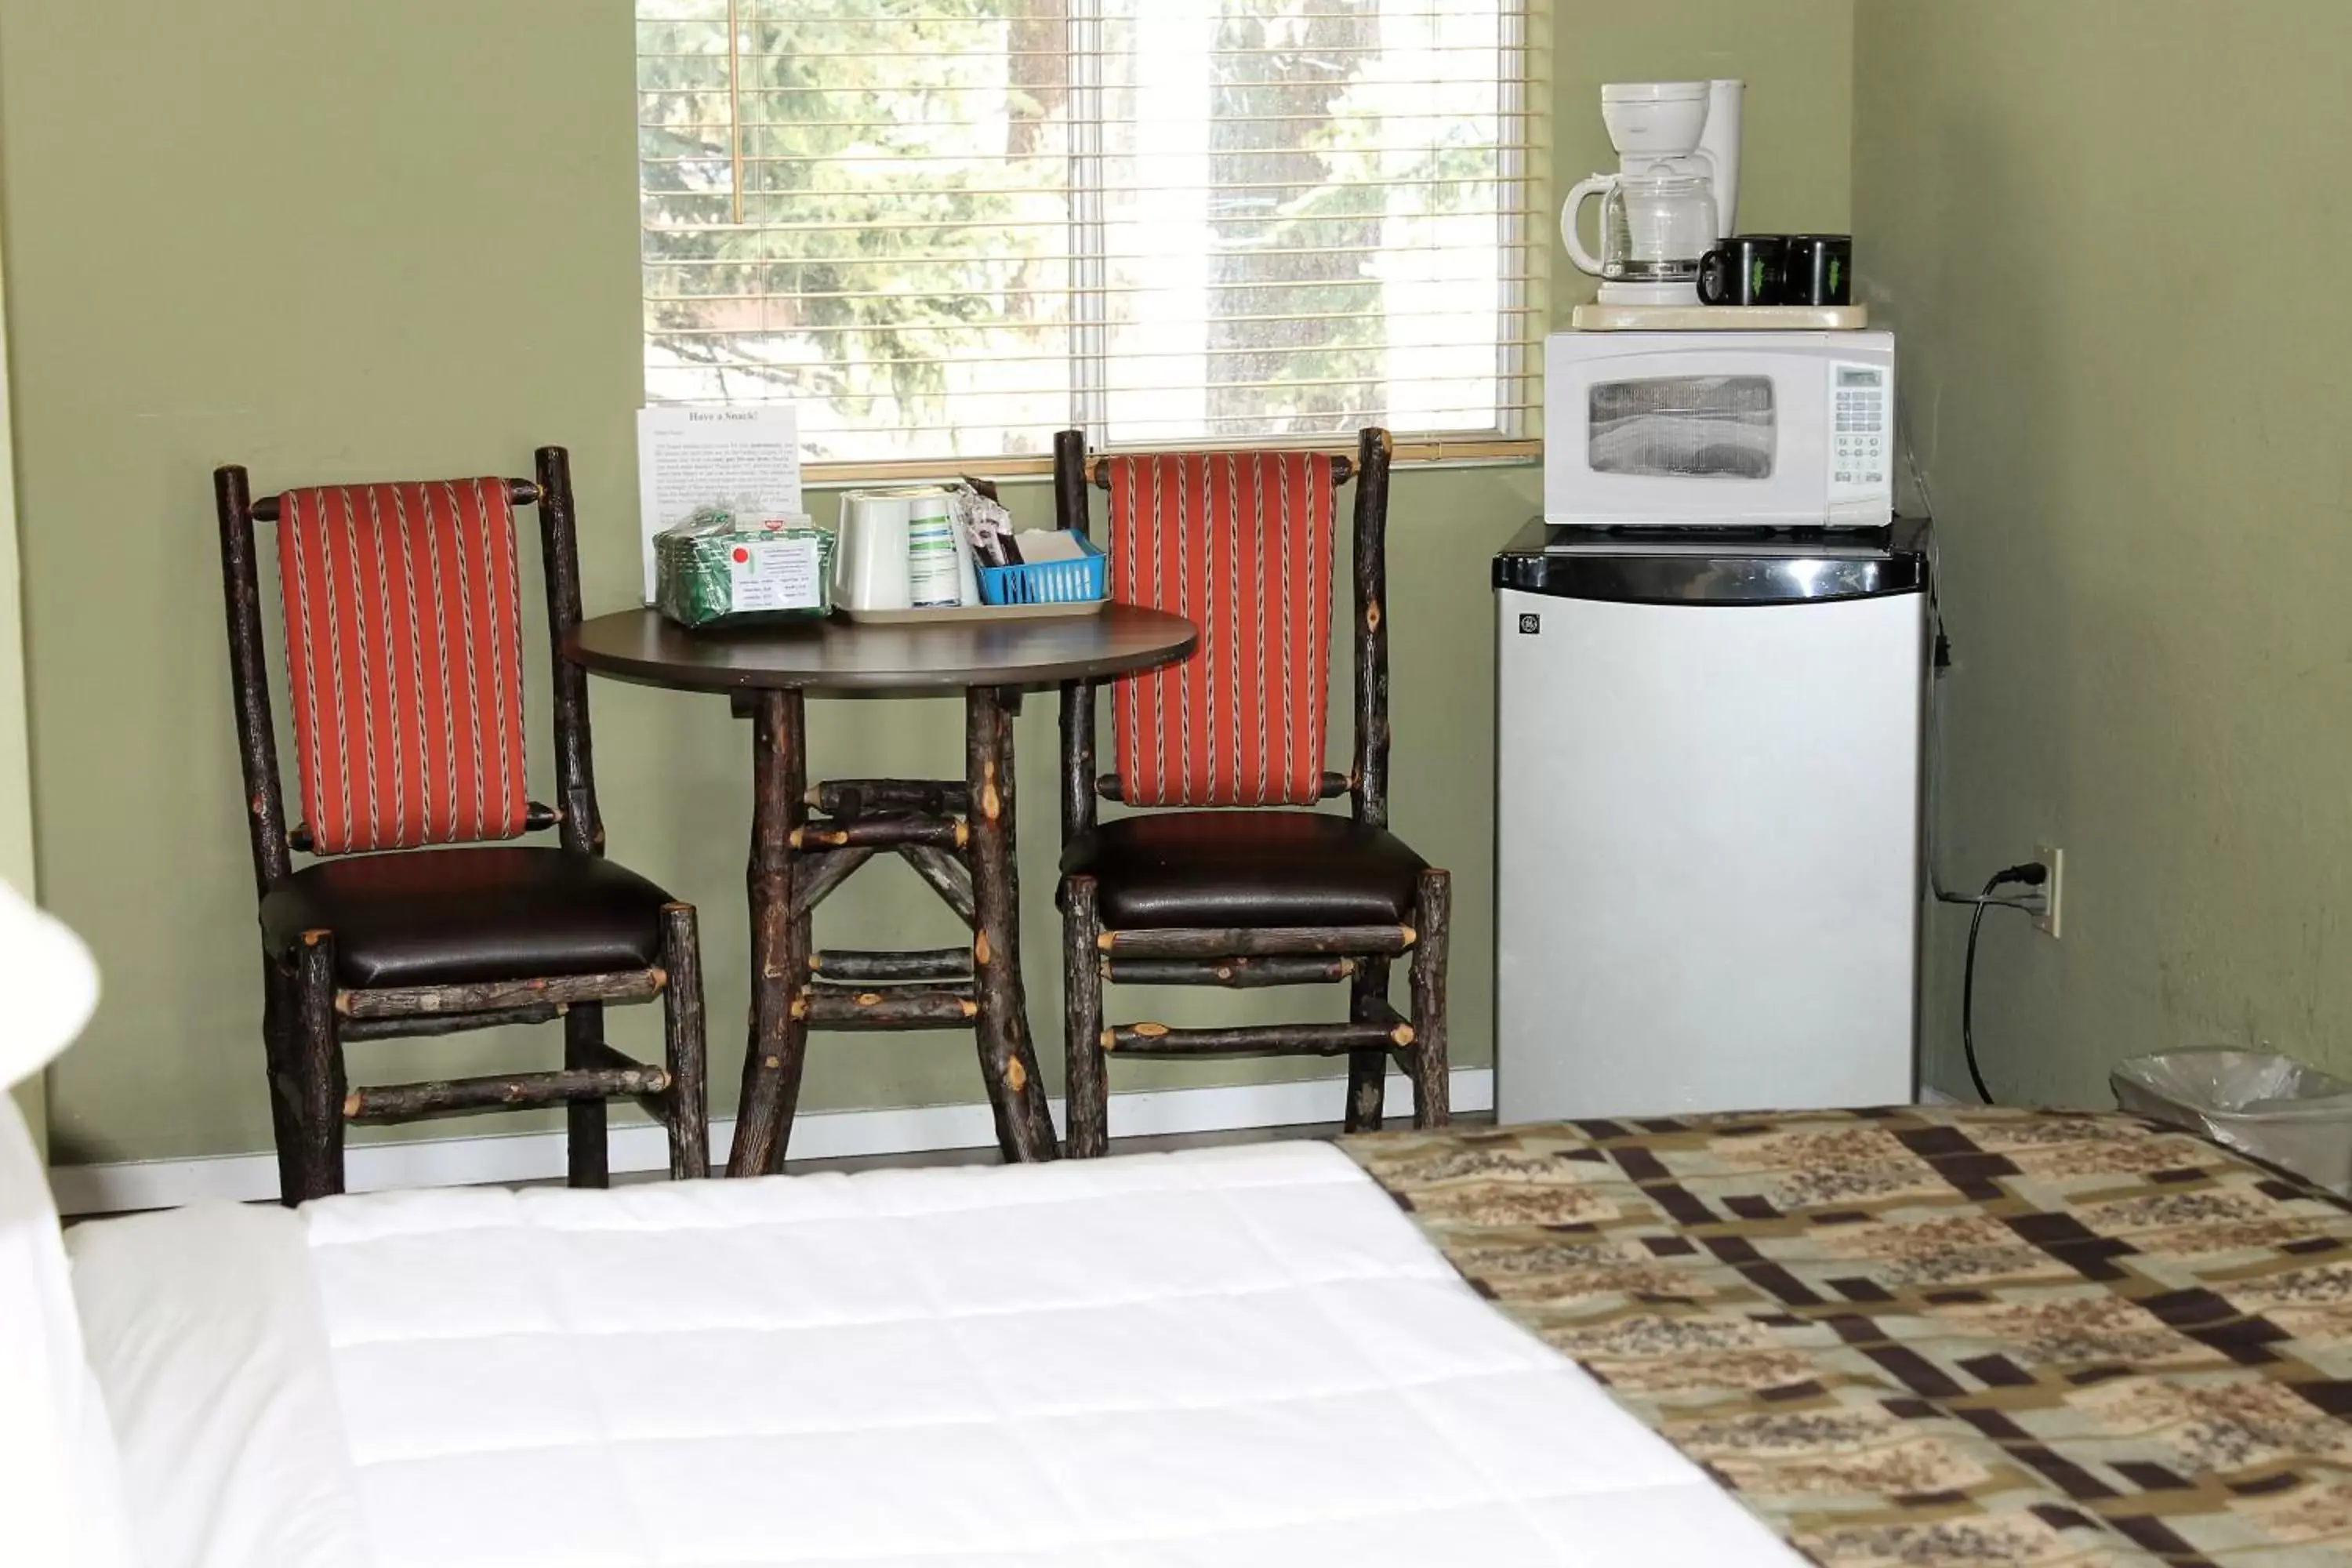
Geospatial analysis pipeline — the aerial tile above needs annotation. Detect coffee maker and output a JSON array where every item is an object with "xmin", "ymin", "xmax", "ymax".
[{"xmin": 1562, "ymin": 80, "xmax": 1744, "ymax": 306}]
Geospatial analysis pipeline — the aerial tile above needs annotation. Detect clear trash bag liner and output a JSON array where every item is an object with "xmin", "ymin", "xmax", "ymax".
[{"xmin": 2111, "ymin": 1047, "xmax": 2352, "ymax": 1195}]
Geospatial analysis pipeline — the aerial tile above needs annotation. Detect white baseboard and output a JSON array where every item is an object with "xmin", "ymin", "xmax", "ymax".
[{"xmin": 47, "ymin": 1067, "xmax": 1493, "ymax": 1217}]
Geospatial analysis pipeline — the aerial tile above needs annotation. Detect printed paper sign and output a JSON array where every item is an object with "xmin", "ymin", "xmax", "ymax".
[
  {"xmin": 729, "ymin": 538, "xmax": 822, "ymax": 614},
  {"xmin": 636, "ymin": 405, "xmax": 802, "ymax": 601}
]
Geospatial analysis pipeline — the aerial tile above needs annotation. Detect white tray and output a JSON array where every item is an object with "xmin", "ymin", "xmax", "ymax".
[
  {"xmin": 1569, "ymin": 303, "xmax": 1869, "ymax": 332},
  {"xmin": 838, "ymin": 597, "xmax": 1106, "ymax": 626}
]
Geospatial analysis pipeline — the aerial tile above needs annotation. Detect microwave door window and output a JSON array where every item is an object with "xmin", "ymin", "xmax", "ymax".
[{"xmin": 1588, "ymin": 376, "xmax": 1776, "ymax": 480}]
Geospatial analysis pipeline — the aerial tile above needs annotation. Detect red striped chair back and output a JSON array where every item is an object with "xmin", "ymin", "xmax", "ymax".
[
  {"xmin": 274, "ymin": 479, "xmax": 531, "ymax": 855},
  {"xmin": 1102, "ymin": 451, "xmax": 1335, "ymax": 808}
]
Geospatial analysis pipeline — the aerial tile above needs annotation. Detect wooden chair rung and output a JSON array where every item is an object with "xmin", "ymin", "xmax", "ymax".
[
  {"xmin": 249, "ymin": 478, "xmax": 540, "ymax": 524},
  {"xmin": 1088, "ymin": 452, "xmax": 1352, "ymax": 488},
  {"xmin": 796, "ymin": 985, "xmax": 978, "ymax": 1029},
  {"xmin": 343, "ymin": 1053, "xmax": 669, "ymax": 1121},
  {"xmin": 810, "ymin": 947, "xmax": 973, "ymax": 982},
  {"xmin": 1100, "ymin": 1019, "xmax": 1410, "ymax": 1058},
  {"xmin": 1097, "ymin": 925, "xmax": 1414, "ymax": 960},
  {"xmin": 1102, "ymin": 954, "xmax": 1356, "ymax": 989},
  {"xmin": 315, "ymin": 801, "xmax": 557, "ymax": 851},
  {"xmin": 791, "ymin": 815, "xmax": 967, "ymax": 852},
  {"xmin": 336, "ymin": 967, "xmax": 665, "ymax": 1020},
  {"xmin": 1094, "ymin": 769, "xmax": 1347, "ymax": 804},
  {"xmin": 571, "ymin": 1038, "xmax": 655, "ymax": 1076},
  {"xmin": 339, "ymin": 1002, "xmax": 564, "ymax": 1040},
  {"xmin": 807, "ymin": 779, "xmax": 969, "ymax": 819}
]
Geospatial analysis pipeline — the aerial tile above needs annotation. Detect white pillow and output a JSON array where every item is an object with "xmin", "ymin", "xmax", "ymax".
[
  {"xmin": 0, "ymin": 886, "xmax": 138, "ymax": 1567},
  {"xmin": 0, "ymin": 877, "xmax": 103, "ymax": 1093},
  {"xmin": 72, "ymin": 1202, "xmax": 375, "ymax": 1568}
]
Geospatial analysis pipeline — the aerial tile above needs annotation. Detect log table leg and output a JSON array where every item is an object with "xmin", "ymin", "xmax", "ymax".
[
  {"xmin": 659, "ymin": 900, "xmax": 710, "ymax": 1180},
  {"xmin": 967, "ymin": 684, "xmax": 1059, "ymax": 1160},
  {"xmin": 728, "ymin": 688, "xmax": 810, "ymax": 1177}
]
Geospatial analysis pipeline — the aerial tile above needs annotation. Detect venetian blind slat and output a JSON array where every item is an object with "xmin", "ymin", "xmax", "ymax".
[{"xmin": 638, "ymin": 0, "xmax": 1537, "ymax": 466}]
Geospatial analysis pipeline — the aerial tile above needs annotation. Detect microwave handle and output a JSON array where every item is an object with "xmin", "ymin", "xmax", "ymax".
[{"xmin": 1560, "ymin": 174, "xmax": 1613, "ymax": 277}]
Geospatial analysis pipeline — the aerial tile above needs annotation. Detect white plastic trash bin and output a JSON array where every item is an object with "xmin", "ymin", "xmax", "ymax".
[{"xmin": 2111, "ymin": 1047, "xmax": 2352, "ymax": 1196}]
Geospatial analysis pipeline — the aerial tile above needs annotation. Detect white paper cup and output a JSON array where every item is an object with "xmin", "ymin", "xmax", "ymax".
[{"xmin": 838, "ymin": 491, "xmax": 913, "ymax": 610}]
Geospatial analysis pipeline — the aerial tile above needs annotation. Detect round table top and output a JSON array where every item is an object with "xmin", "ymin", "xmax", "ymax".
[{"xmin": 565, "ymin": 604, "xmax": 1199, "ymax": 695}]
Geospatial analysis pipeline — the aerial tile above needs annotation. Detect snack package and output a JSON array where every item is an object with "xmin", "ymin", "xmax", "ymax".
[
  {"xmin": 950, "ymin": 481, "xmax": 1020, "ymax": 569},
  {"xmin": 654, "ymin": 506, "xmax": 835, "ymax": 629}
]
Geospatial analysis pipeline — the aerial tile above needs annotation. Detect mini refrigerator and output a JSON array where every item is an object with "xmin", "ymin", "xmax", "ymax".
[{"xmin": 1491, "ymin": 521, "xmax": 1931, "ymax": 1122}]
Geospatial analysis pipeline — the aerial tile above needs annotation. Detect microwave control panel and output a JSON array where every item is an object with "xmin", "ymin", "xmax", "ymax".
[{"xmin": 1831, "ymin": 364, "xmax": 1891, "ymax": 494}]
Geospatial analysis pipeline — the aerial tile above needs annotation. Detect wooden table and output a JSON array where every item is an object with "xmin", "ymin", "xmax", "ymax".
[{"xmin": 566, "ymin": 604, "xmax": 1198, "ymax": 1175}]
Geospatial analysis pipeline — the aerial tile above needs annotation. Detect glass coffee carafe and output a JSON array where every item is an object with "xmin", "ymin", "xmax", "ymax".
[
  {"xmin": 1562, "ymin": 168, "xmax": 1719, "ymax": 299},
  {"xmin": 1602, "ymin": 172, "xmax": 1716, "ymax": 282}
]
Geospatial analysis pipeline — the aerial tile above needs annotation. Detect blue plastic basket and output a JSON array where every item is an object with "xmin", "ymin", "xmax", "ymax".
[{"xmin": 976, "ymin": 535, "xmax": 1108, "ymax": 605}]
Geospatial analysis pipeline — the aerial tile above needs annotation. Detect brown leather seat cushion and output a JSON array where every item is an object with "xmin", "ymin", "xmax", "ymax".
[
  {"xmin": 1061, "ymin": 811, "xmax": 1426, "ymax": 931},
  {"xmin": 258, "ymin": 847, "xmax": 674, "ymax": 989}
]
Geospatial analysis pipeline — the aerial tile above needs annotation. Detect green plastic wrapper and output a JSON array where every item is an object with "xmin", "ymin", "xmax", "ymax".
[{"xmin": 654, "ymin": 508, "xmax": 835, "ymax": 629}]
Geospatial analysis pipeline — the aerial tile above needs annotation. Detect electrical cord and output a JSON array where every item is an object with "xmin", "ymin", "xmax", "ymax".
[
  {"xmin": 1906, "ymin": 462, "xmax": 2034, "ymax": 915},
  {"xmin": 1897, "ymin": 394, "xmax": 1937, "ymax": 523},
  {"xmin": 1896, "ymin": 402, "xmax": 1991, "ymax": 913},
  {"xmin": 1962, "ymin": 861, "xmax": 2052, "ymax": 1103},
  {"xmin": 1896, "ymin": 405, "xmax": 2059, "ymax": 1093},
  {"xmin": 1955, "ymin": 891, "xmax": 2044, "ymax": 913}
]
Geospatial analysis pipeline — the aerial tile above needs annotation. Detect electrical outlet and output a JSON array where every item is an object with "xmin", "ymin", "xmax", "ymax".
[{"xmin": 2033, "ymin": 844, "xmax": 2063, "ymax": 938}]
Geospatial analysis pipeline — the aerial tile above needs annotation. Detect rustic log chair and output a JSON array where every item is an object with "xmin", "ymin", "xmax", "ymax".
[
  {"xmin": 212, "ymin": 448, "xmax": 708, "ymax": 1203},
  {"xmin": 1053, "ymin": 426, "xmax": 1450, "ymax": 1156}
]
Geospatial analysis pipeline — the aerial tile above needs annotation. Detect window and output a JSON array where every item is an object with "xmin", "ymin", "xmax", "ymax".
[{"xmin": 637, "ymin": 1, "xmax": 1537, "ymax": 474}]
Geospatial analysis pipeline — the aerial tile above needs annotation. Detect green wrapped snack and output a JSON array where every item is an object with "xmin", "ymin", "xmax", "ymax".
[{"xmin": 655, "ymin": 508, "xmax": 835, "ymax": 629}]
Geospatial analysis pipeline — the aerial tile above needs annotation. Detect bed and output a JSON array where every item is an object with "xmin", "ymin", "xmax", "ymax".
[
  {"xmin": 1352, "ymin": 1109, "xmax": 2352, "ymax": 1565},
  {"xmin": 10, "ymin": 895, "xmax": 2352, "ymax": 1566},
  {"xmin": 34, "ymin": 1133, "xmax": 1792, "ymax": 1568}
]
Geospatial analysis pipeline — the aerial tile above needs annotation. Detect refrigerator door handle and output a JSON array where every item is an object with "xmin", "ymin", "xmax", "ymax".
[{"xmin": 1492, "ymin": 550, "xmax": 1926, "ymax": 605}]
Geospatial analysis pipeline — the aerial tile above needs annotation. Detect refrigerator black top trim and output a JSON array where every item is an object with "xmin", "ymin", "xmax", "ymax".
[{"xmin": 1492, "ymin": 517, "xmax": 1932, "ymax": 605}]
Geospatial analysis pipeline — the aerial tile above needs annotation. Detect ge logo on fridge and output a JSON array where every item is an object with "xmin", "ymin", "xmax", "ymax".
[{"xmin": 1518, "ymin": 613, "xmax": 1541, "ymax": 634}]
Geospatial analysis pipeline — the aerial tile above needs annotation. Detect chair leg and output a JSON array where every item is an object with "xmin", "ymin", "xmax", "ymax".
[
  {"xmin": 260, "ymin": 951, "xmax": 306, "ymax": 1204},
  {"xmin": 289, "ymin": 931, "xmax": 347, "ymax": 1203},
  {"xmin": 1345, "ymin": 956, "xmax": 1392, "ymax": 1134},
  {"xmin": 1063, "ymin": 876, "xmax": 1109, "ymax": 1158},
  {"xmin": 565, "ymin": 1003, "xmax": 610, "ymax": 1189},
  {"xmin": 1407, "ymin": 869, "xmax": 1451, "ymax": 1129},
  {"xmin": 660, "ymin": 902, "xmax": 710, "ymax": 1180}
]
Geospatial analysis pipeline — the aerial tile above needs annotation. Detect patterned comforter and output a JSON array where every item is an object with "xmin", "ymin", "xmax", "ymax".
[{"xmin": 1344, "ymin": 1107, "xmax": 2352, "ymax": 1566}]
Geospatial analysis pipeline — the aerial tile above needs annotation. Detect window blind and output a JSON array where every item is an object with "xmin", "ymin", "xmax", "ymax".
[{"xmin": 638, "ymin": 0, "xmax": 1537, "ymax": 474}]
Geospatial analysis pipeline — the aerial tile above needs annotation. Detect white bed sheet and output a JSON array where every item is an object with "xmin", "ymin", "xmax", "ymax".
[{"xmin": 77, "ymin": 1141, "xmax": 1800, "ymax": 1568}]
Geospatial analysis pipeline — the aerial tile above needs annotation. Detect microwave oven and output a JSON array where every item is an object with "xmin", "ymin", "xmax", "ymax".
[{"xmin": 1542, "ymin": 330, "xmax": 1895, "ymax": 528}]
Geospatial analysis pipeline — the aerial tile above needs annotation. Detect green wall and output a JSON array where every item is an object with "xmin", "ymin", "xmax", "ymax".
[
  {"xmin": 1855, "ymin": 0, "xmax": 2352, "ymax": 1104},
  {"xmin": 0, "ymin": 0, "xmax": 1853, "ymax": 1164}
]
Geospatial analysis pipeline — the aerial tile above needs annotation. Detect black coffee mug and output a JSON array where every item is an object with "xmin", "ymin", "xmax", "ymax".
[
  {"xmin": 1697, "ymin": 234, "xmax": 1787, "ymax": 307},
  {"xmin": 1784, "ymin": 234, "xmax": 1853, "ymax": 306}
]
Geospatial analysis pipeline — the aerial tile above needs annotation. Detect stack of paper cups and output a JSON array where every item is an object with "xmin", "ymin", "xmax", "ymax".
[
  {"xmin": 906, "ymin": 492, "xmax": 962, "ymax": 609},
  {"xmin": 837, "ymin": 489, "xmax": 914, "ymax": 610}
]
